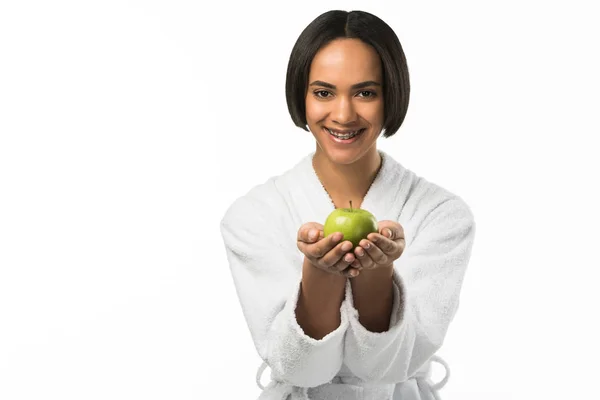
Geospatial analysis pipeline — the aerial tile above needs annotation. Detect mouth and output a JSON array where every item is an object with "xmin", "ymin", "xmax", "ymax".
[{"xmin": 325, "ymin": 127, "xmax": 366, "ymax": 141}]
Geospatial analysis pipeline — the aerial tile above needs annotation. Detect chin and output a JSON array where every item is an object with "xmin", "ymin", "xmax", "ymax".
[{"xmin": 318, "ymin": 145, "xmax": 365, "ymax": 166}]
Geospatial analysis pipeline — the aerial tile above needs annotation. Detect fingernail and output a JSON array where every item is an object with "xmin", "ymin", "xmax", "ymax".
[
  {"xmin": 333, "ymin": 232, "xmax": 342, "ymax": 242},
  {"xmin": 309, "ymin": 229, "xmax": 317, "ymax": 240},
  {"xmin": 364, "ymin": 241, "xmax": 371, "ymax": 248},
  {"xmin": 344, "ymin": 254, "xmax": 353, "ymax": 262},
  {"xmin": 342, "ymin": 242, "xmax": 352, "ymax": 251}
]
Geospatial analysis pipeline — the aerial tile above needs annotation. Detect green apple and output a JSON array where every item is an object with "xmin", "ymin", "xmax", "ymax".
[{"xmin": 323, "ymin": 201, "xmax": 378, "ymax": 249}]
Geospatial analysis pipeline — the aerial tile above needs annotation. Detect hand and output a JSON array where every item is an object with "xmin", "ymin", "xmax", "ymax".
[
  {"xmin": 350, "ymin": 220, "xmax": 406, "ymax": 271},
  {"xmin": 297, "ymin": 222, "xmax": 360, "ymax": 278}
]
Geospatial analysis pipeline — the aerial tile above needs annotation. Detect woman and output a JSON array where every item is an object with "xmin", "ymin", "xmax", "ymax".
[{"xmin": 220, "ymin": 10, "xmax": 476, "ymax": 400}]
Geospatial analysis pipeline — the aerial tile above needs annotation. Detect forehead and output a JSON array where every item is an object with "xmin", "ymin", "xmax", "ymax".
[{"xmin": 309, "ymin": 38, "xmax": 382, "ymax": 83}]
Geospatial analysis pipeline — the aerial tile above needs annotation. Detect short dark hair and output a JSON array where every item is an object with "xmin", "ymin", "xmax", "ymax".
[{"xmin": 285, "ymin": 10, "xmax": 410, "ymax": 138}]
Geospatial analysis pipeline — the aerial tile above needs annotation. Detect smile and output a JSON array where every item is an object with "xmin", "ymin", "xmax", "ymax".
[
  {"xmin": 324, "ymin": 127, "xmax": 366, "ymax": 144},
  {"xmin": 326, "ymin": 128, "xmax": 366, "ymax": 140}
]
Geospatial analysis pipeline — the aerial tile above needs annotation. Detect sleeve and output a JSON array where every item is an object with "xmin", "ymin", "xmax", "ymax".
[
  {"xmin": 342, "ymin": 196, "xmax": 476, "ymax": 383},
  {"xmin": 219, "ymin": 188, "xmax": 348, "ymax": 388}
]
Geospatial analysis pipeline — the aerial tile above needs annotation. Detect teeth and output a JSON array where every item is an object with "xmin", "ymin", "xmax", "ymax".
[{"xmin": 327, "ymin": 128, "xmax": 361, "ymax": 139}]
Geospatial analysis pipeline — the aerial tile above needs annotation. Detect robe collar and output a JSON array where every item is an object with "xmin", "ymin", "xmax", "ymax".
[{"xmin": 301, "ymin": 149, "xmax": 405, "ymax": 223}]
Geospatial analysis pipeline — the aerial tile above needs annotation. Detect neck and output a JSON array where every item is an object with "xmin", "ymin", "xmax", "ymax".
[{"xmin": 313, "ymin": 146, "xmax": 382, "ymax": 208}]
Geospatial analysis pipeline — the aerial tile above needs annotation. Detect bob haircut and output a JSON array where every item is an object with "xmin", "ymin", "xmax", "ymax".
[{"xmin": 286, "ymin": 10, "xmax": 410, "ymax": 138}]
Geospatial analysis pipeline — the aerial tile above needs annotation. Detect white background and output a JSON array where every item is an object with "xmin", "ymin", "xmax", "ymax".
[{"xmin": 1, "ymin": 1, "xmax": 599, "ymax": 399}]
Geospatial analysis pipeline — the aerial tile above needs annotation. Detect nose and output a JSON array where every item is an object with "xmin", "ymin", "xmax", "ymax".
[{"xmin": 331, "ymin": 96, "xmax": 358, "ymax": 125}]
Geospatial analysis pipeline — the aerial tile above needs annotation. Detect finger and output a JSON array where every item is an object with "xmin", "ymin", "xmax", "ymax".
[
  {"xmin": 325, "ymin": 242, "xmax": 355, "ymax": 271},
  {"xmin": 378, "ymin": 222, "xmax": 404, "ymax": 241},
  {"xmin": 297, "ymin": 227, "xmax": 312, "ymax": 243},
  {"xmin": 298, "ymin": 228, "xmax": 321, "ymax": 243},
  {"xmin": 341, "ymin": 266, "xmax": 360, "ymax": 278},
  {"xmin": 297, "ymin": 231, "xmax": 324, "ymax": 258},
  {"xmin": 311, "ymin": 232, "xmax": 344, "ymax": 259},
  {"xmin": 297, "ymin": 223, "xmax": 325, "ymax": 243},
  {"xmin": 368, "ymin": 233, "xmax": 397, "ymax": 255},
  {"xmin": 350, "ymin": 258, "xmax": 363, "ymax": 271},
  {"xmin": 378, "ymin": 223, "xmax": 406, "ymax": 255},
  {"xmin": 355, "ymin": 243, "xmax": 375, "ymax": 269},
  {"xmin": 361, "ymin": 239, "xmax": 388, "ymax": 266}
]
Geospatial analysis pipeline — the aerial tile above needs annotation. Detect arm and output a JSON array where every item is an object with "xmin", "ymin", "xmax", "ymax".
[
  {"xmin": 220, "ymin": 189, "xmax": 348, "ymax": 388},
  {"xmin": 348, "ymin": 264, "xmax": 394, "ymax": 333},
  {"xmin": 343, "ymin": 197, "xmax": 476, "ymax": 383},
  {"xmin": 297, "ymin": 257, "xmax": 347, "ymax": 339}
]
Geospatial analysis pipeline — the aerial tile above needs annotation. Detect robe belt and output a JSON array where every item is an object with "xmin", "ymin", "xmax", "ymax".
[{"xmin": 256, "ymin": 354, "xmax": 450, "ymax": 400}]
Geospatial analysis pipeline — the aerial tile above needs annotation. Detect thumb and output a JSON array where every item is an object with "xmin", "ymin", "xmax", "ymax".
[
  {"xmin": 309, "ymin": 223, "xmax": 324, "ymax": 241},
  {"xmin": 378, "ymin": 220, "xmax": 402, "ymax": 240},
  {"xmin": 382, "ymin": 227, "xmax": 393, "ymax": 239}
]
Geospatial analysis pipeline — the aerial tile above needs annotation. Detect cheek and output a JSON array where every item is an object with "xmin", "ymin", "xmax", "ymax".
[
  {"xmin": 359, "ymin": 102, "xmax": 384, "ymax": 125},
  {"xmin": 305, "ymin": 97, "xmax": 327, "ymax": 122}
]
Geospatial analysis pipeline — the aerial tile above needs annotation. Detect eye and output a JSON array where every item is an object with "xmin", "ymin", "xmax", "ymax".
[
  {"xmin": 357, "ymin": 90, "xmax": 376, "ymax": 98},
  {"xmin": 314, "ymin": 90, "xmax": 332, "ymax": 99}
]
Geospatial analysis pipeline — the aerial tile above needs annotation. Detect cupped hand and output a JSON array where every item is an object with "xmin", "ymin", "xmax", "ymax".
[
  {"xmin": 350, "ymin": 220, "xmax": 406, "ymax": 271},
  {"xmin": 296, "ymin": 222, "xmax": 360, "ymax": 278}
]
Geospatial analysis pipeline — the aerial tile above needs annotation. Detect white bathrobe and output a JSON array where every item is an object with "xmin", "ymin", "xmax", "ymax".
[{"xmin": 220, "ymin": 150, "xmax": 476, "ymax": 400}]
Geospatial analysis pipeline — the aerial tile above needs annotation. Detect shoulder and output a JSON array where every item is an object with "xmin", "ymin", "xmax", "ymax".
[
  {"xmin": 220, "ymin": 178, "xmax": 282, "ymax": 228},
  {"xmin": 220, "ymin": 153, "xmax": 310, "ymax": 229},
  {"xmin": 414, "ymin": 175, "xmax": 473, "ymax": 220},
  {"xmin": 409, "ymin": 177, "xmax": 475, "ymax": 240}
]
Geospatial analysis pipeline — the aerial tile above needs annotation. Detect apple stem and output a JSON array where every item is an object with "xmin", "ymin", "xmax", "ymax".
[{"xmin": 349, "ymin": 200, "xmax": 353, "ymax": 211}]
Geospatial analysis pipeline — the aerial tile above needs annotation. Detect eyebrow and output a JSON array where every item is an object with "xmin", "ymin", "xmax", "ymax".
[{"xmin": 309, "ymin": 80, "xmax": 381, "ymax": 90}]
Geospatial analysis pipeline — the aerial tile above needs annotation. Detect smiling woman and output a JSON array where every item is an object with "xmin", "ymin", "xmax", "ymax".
[{"xmin": 220, "ymin": 9, "xmax": 476, "ymax": 400}]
